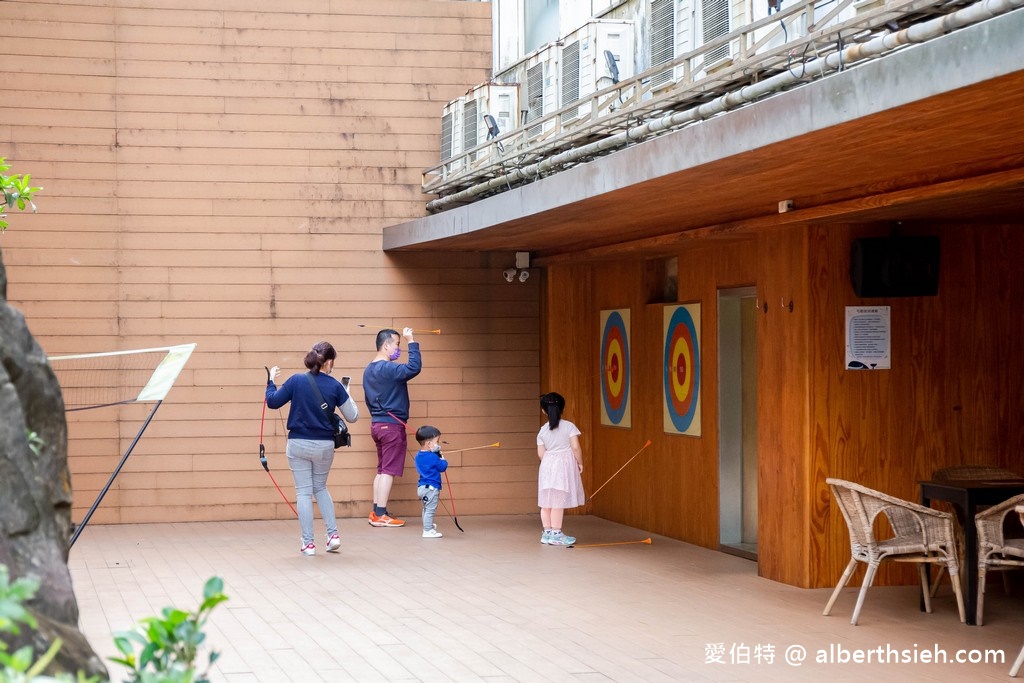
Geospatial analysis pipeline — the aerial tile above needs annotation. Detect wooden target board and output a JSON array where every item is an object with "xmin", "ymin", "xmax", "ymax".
[
  {"xmin": 662, "ymin": 304, "xmax": 702, "ymax": 436},
  {"xmin": 600, "ymin": 309, "xmax": 631, "ymax": 428}
]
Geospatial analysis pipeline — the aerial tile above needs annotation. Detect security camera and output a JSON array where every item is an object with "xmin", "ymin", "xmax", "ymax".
[
  {"xmin": 518, "ymin": 269, "xmax": 530, "ymax": 283},
  {"xmin": 503, "ymin": 268, "xmax": 517, "ymax": 283}
]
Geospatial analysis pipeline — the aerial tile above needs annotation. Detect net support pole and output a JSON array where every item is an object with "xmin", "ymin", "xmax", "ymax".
[{"xmin": 70, "ymin": 400, "xmax": 163, "ymax": 548}]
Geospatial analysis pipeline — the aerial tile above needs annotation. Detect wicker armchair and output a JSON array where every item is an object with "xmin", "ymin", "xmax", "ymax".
[
  {"xmin": 823, "ymin": 478, "xmax": 966, "ymax": 625},
  {"xmin": 1010, "ymin": 505, "xmax": 1024, "ymax": 678},
  {"xmin": 928, "ymin": 464, "xmax": 1022, "ymax": 597},
  {"xmin": 974, "ymin": 493, "xmax": 1024, "ymax": 625}
]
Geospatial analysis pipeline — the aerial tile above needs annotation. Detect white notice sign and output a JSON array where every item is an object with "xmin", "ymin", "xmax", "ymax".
[{"xmin": 845, "ymin": 306, "xmax": 890, "ymax": 370}]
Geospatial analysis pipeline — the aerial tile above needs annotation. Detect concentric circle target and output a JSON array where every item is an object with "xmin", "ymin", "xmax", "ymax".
[
  {"xmin": 663, "ymin": 306, "xmax": 700, "ymax": 433},
  {"xmin": 601, "ymin": 311, "xmax": 630, "ymax": 425}
]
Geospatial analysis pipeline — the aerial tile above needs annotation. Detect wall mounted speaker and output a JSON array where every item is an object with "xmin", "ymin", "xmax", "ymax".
[{"xmin": 850, "ymin": 236, "xmax": 940, "ymax": 298}]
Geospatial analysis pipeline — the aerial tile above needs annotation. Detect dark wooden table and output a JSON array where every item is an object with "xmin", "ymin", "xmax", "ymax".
[{"xmin": 919, "ymin": 479, "xmax": 1024, "ymax": 624}]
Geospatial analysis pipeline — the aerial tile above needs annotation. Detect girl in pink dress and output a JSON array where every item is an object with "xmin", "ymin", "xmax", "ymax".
[{"xmin": 537, "ymin": 392, "xmax": 585, "ymax": 546}]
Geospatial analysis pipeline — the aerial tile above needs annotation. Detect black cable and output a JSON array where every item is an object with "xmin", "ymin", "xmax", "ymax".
[
  {"xmin": 788, "ymin": 39, "xmax": 811, "ymax": 81},
  {"xmin": 781, "ymin": 18, "xmax": 793, "ymax": 76}
]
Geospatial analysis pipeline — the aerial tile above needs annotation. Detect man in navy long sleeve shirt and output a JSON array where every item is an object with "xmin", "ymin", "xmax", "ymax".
[{"xmin": 362, "ymin": 327, "xmax": 422, "ymax": 527}]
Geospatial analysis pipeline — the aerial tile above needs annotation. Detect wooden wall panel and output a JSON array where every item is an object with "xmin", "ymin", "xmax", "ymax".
[
  {"xmin": 808, "ymin": 223, "xmax": 1024, "ymax": 588},
  {"xmin": 589, "ymin": 260, "xmax": 651, "ymax": 529},
  {"xmin": 540, "ymin": 262, "xmax": 596, "ymax": 504},
  {"xmin": 755, "ymin": 227, "xmax": 813, "ymax": 586},
  {"xmin": 543, "ymin": 242, "xmax": 757, "ymax": 547},
  {"xmin": 0, "ymin": 1, "xmax": 548, "ymax": 526}
]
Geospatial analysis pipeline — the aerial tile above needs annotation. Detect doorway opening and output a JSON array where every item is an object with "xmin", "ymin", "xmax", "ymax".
[{"xmin": 718, "ymin": 287, "xmax": 758, "ymax": 560}]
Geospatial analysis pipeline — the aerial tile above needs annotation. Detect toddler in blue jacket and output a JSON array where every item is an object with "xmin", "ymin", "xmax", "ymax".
[{"xmin": 414, "ymin": 425, "xmax": 447, "ymax": 538}]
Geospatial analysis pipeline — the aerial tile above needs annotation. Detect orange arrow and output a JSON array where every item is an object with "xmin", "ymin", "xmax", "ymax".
[
  {"xmin": 586, "ymin": 439, "xmax": 653, "ymax": 503},
  {"xmin": 569, "ymin": 538, "xmax": 652, "ymax": 549},
  {"xmin": 443, "ymin": 442, "xmax": 500, "ymax": 454}
]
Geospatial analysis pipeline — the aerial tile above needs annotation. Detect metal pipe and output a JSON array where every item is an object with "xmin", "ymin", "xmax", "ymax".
[{"xmin": 70, "ymin": 400, "xmax": 163, "ymax": 547}]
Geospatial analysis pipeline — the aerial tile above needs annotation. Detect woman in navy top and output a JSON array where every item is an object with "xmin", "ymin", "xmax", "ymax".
[{"xmin": 267, "ymin": 341, "xmax": 358, "ymax": 555}]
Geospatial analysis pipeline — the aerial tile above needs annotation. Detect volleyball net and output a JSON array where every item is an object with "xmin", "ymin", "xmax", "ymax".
[{"xmin": 48, "ymin": 343, "xmax": 197, "ymax": 547}]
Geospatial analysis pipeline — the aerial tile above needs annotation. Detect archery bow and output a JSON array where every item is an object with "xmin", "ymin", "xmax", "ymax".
[
  {"xmin": 261, "ymin": 366, "xmax": 297, "ymax": 516},
  {"xmin": 380, "ymin": 402, "xmax": 465, "ymax": 532},
  {"xmin": 442, "ymin": 469, "xmax": 464, "ymax": 532}
]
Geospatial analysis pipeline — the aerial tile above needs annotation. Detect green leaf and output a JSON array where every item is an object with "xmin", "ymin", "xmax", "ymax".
[
  {"xmin": 145, "ymin": 619, "xmax": 170, "ymax": 646},
  {"xmin": 10, "ymin": 644, "xmax": 33, "ymax": 670},
  {"xmin": 198, "ymin": 594, "xmax": 228, "ymax": 613},
  {"xmin": 0, "ymin": 619, "xmax": 21, "ymax": 637},
  {"xmin": 202, "ymin": 577, "xmax": 223, "ymax": 600},
  {"xmin": 118, "ymin": 629, "xmax": 149, "ymax": 646},
  {"xmin": 113, "ymin": 635, "xmax": 136, "ymax": 656},
  {"xmin": 108, "ymin": 655, "xmax": 136, "ymax": 668},
  {"xmin": 139, "ymin": 641, "xmax": 159, "ymax": 669},
  {"xmin": 166, "ymin": 608, "xmax": 189, "ymax": 625}
]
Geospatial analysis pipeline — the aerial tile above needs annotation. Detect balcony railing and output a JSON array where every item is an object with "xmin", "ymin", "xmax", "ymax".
[{"xmin": 422, "ymin": 0, "xmax": 984, "ymax": 210}]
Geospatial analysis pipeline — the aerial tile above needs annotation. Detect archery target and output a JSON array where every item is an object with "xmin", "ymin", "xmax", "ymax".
[
  {"xmin": 663, "ymin": 304, "xmax": 702, "ymax": 436},
  {"xmin": 600, "ymin": 309, "xmax": 631, "ymax": 427}
]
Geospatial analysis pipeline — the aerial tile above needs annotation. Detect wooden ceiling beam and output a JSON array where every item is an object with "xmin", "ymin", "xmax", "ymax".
[{"xmin": 535, "ymin": 165, "xmax": 1024, "ymax": 265}]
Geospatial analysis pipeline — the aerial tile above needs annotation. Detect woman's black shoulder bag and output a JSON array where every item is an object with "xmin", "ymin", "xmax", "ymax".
[{"xmin": 305, "ymin": 372, "xmax": 351, "ymax": 448}]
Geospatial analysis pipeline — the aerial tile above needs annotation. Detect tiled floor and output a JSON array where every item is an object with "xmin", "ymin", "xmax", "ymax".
[{"xmin": 69, "ymin": 515, "xmax": 1023, "ymax": 682}]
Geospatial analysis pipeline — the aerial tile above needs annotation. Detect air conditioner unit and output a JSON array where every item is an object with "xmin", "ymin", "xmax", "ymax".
[
  {"xmin": 439, "ymin": 95, "xmax": 466, "ymax": 171},
  {"xmin": 510, "ymin": 42, "xmax": 559, "ymax": 139},
  {"xmin": 461, "ymin": 81, "xmax": 520, "ymax": 157},
  {"xmin": 648, "ymin": 0, "xmax": 676, "ymax": 89},
  {"xmin": 560, "ymin": 20, "xmax": 635, "ymax": 123},
  {"xmin": 699, "ymin": 0, "xmax": 735, "ymax": 74},
  {"xmin": 646, "ymin": 0, "xmax": 738, "ymax": 87}
]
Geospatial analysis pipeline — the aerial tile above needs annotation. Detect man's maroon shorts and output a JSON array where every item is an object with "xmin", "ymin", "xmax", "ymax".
[{"xmin": 371, "ymin": 422, "xmax": 407, "ymax": 476}]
